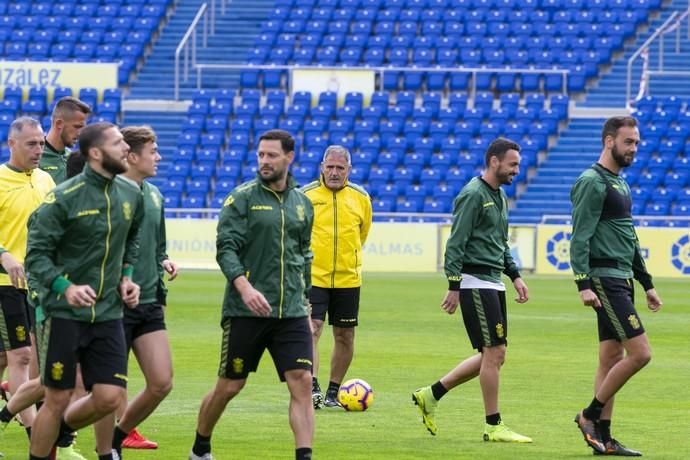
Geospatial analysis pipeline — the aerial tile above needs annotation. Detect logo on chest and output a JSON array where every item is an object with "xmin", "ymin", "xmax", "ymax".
[{"xmin": 123, "ymin": 201, "xmax": 132, "ymax": 220}]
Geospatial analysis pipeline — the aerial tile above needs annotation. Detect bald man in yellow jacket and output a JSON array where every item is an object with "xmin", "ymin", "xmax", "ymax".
[{"xmin": 301, "ymin": 145, "xmax": 372, "ymax": 409}]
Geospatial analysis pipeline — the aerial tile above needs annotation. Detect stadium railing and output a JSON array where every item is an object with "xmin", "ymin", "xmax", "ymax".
[
  {"xmin": 178, "ymin": 63, "xmax": 570, "ymax": 101},
  {"xmin": 626, "ymin": 10, "xmax": 687, "ymax": 109}
]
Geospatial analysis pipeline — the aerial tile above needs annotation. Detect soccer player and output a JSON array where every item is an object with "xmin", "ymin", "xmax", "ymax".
[
  {"xmin": 39, "ymin": 96, "xmax": 91, "ymax": 184},
  {"xmin": 109, "ymin": 125, "xmax": 178, "ymax": 455},
  {"xmin": 302, "ymin": 145, "xmax": 372, "ymax": 409},
  {"xmin": 570, "ymin": 116, "xmax": 662, "ymax": 456},
  {"xmin": 25, "ymin": 122, "xmax": 143, "ymax": 460},
  {"xmin": 411, "ymin": 138, "xmax": 532, "ymax": 443},
  {"xmin": 0, "ymin": 117, "xmax": 55, "ymax": 446},
  {"xmin": 189, "ymin": 130, "xmax": 314, "ymax": 460}
]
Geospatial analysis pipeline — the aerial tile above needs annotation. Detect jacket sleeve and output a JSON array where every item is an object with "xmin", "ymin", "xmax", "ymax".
[
  {"xmin": 569, "ymin": 175, "xmax": 605, "ymax": 291},
  {"xmin": 156, "ymin": 203, "xmax": 169, "ymax": 304},
  {"xmin": 444, "ymin": 190, "xmax": 481, "ymax": 290},
  {"xmin": 25, "ymin": 196, "xmax": 71, "ymax": 294},
  {"xmin": 302, "ymin": 198, "xmax": 314, "ymax": 299},
  {"xmin": 122, "ymin": 191, "xmax": 144, "ymax": 277},
  {"xmin": 216, "ymin": 191, "xmax": 248, "ymax": 282},
  {"xmin": 632, "ymin": 231, "xmax": 654, "ymax": 291},
  {"xmin": 360, "ymin": 194, "xmax": 373, "ymax": 245},
  {"xmin": 502, "ymin": 201, "xmax": 521, "ymax": 281}
]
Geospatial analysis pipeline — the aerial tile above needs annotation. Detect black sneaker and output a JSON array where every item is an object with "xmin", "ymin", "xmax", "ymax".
[
  {"xmin": 593, "ymin": 439, "xmax": 642, "ymax": 456},
  {"xmin": 575, "ymin": 411, "xmax": 606, "ymax": 453},
  {"xmin": 324, "ymin": 392, "xmax": 342, "ymax": 408},
  {"xmin": 312, "ymin": 383, "xmax": 324, "ymax": 410}
]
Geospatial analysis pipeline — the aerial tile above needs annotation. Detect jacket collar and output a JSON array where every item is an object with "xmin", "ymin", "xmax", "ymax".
[
  {"xmin": 44, "ymin": 138, "xmax": 67, "ymax": 156},
  {"xmin": 83, "ymin": 163, "xmax": 114, "ymax": 186},
  {"xmin": 258, "ymin": 172, "xmax": 298, "ymax": 192}
]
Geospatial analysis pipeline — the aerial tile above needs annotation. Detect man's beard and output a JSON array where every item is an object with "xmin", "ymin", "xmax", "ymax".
[
  {"xmin": 102, "ymin": 151, "xmax": 127, "ymax": 175},
  {"xmin": 611, "ymin": 144, "xmax": 633, "ymax": 168}
]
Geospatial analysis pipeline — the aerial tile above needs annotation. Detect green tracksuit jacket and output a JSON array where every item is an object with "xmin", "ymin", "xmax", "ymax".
[
  {"xmin": 26, "ymin": 164, "xmax": 144, "ymax": 323},
  {"xmin": 570, "ymin": 163, "xmax": 653, "ymax": 292},
  {"xmin": 217, "ymin": 175, "xmax": 314, "ymax": 321},
  {"xmin": 122, "ymin": 179, "xmax": 169, "ymax": 305},
  {"xmin": 39, "ymin": 140, "xmax": 70, "ymax": 185},
  {"xmin": 444, "ymin": 177, "xmax": 520, "ymax": 288}
]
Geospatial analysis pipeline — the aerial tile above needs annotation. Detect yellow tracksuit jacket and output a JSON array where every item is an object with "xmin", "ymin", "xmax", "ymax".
[{"xmin": 302, "ymin": 178, "xmax": 372, "ymax": 288}]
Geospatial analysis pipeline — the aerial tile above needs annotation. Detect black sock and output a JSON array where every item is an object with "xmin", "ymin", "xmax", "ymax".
[
  {"xmin": 98, "ymin": 454, "xmax": 113, "ymax": 460},
  {"xmin": 583, "ymin": 397, "xmax": 605, "ymax": 421},
  {"xmin": 430, "ymin": 381, "xmax": 448, "ymax": 401},
  {"xmin": 56, "ymin": 420, "xmax": 76, "ymax": 448},
  {"xmin": 485, "ymin": 413, "xmax": 501, "ymax": 425},
  {"xmin": 0, "ymin": 405, "xmax": 13, "ymax": 423},
  {"xmin": 296, "ymin": 447, "xmax": 312, "ymax": 459},
  {"xmin": 29, "ymin": 455, "xmax": 50, "ymax": 460},
  {"xmin": 327, "ymin": 381, "xmax": 339, "ymax": 396},
  {"xmin": 192, "ymin": 431, "xmax": 211, "ymax": 456},
  {"xmin": 113, "ymin": 425, "xmax": 128, "ymax": 450},
  {"xmin": 599, "ymin": 419, "xmax": 612, "ymax": 443},
  {"xmin": 312, "ymin": 377, "xmax": 319, "ymax": 390}
]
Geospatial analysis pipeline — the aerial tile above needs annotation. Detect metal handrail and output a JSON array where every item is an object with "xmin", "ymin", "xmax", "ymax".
[
  {"xmin": 193, "ymin": 63, "xmax": 571, "ymax": 96},
  {"xmin": 626, "ymin": 11, "xmax": 679, "ymax": 109},
  {"xmin": 174, "ymin": 3, "xmax": 209, "ymax": 101}
]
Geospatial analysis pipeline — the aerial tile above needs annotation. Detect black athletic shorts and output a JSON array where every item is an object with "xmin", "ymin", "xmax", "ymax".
[
  {"xmin": 123, "ymin": 303, "xmax": 167, "ymax": 351},
  {"xmin": 591, "ymin": 277, "xmax": 645, "ymax": 342},
  {"xmin": 310, "ymin": 286, "xmax": 360, "ymax": 327},
  {"xmin": 218, "ymin": 316, "xmax": 313, "ymax": 382},
  {"xmin": 459, "ymin": 288, "xmax": 508, "ymax": 352},
  {"xmin": 0, "ymin": 286, "xmax": 32, "ymax": 351},
  {"xmin": 38, "ymin": 317, "xmax": 128, "ymax": 391}
]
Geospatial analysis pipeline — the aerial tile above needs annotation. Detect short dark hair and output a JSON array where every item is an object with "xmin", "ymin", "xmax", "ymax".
[
  {"xmin": 66, "ymin": 152, "xmax": 86, "ymax": 178},
  {"xmin": 52, "ymin": 96, "xmax": 91, "ymax": 120},
  {"xmin": 79, "ymin": 122, "xmax": 116, "ymax": 158},
  {"xmin": 258, "ymin": 129, "xmax": 295, "ymax": 154},
  {"xmin": 121, "ymin": 125, "xmax": 156, "ymax": 155},
  {"xmin": 601, "ymin": 116, "xmax": 638, "ymax": 146},
  {"xmin": 484, "ymin": 137, "xmax": 521, "ymax": 167}
]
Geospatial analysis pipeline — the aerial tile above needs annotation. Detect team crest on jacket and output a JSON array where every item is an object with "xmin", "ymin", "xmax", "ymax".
[
  {"xmin": 44, "ymin": 192, "xmax": 55, "ymax": 204},
  {"xmin": 123, "ymin": 201, "xmax": 132, "ymax": 220},
  {"xmin": 150, "ymin": 191, "xmax": 161, "ymax": 209},
  {"xmin": 296, "ymin": 204, "xmax": 305, "ymax": 221}
]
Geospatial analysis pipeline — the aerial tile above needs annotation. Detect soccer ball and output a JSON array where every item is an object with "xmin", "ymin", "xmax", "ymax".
[{"xmin": 337, "ymin": 378, "xmax": 374, "ymax": 411}]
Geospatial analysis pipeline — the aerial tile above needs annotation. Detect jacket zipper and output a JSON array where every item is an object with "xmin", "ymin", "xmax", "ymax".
[
  {"xmin": 331, "ymin": 191, "xmax": 338, "ymax": 288},
  {"xmin": 96, "ymin": 182, "xmax": 112, "ymax": 323},
  {"xmin": 263, "ymin": 185, "xmax": 285, "ymax": 318}
]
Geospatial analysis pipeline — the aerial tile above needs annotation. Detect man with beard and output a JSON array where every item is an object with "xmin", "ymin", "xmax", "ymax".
[
  {"xmin": 25, "ymin": 122, "xmax": 143, "ymax": 460},
  {"xmin": 302, "ymin": 145, "xmax": 372, "ymax": 409},
  {"xmin": 570, "ymin": 116, "xmax": 661, "ymax": 457},
  {"xmin": 412, "ymin": 137, "xmax": 532, "ymax": 444},
  {"xmin": 189, "ymin": 130, "xmax": 314, "ymax": 460},
  {"xmin": 39, "ymin": 97, "xmax": 91, "ymax": 184}
]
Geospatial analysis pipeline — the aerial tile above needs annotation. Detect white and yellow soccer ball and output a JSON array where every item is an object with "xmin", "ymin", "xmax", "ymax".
[{"xmin": 337, "ymin": 378, "xmax": 374, "ymax": 411}]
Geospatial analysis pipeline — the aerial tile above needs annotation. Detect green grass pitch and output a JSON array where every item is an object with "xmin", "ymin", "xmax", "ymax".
[{"xmin": 3, "ymin": 272, "xmax": 689, "ymax": 459}]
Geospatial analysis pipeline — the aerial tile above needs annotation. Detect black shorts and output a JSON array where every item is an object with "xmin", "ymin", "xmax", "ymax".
[
  {"xmin": 123, "ymin": 303, "xmax": 167, "ymax": 351},
  {"xmin": 591, "ymin": 277, "xmax": 645, "ymax": 342},
  {"xmin": 0, "ymin": 286, "xmax": 32, "ymax": 351},
  {"xmin": 459, "ymin": 288, "xmax": 508, "ymax": 352},
  {"xmin": 218, "ymin": 316, "xmax": 312, "ymax": 382},
  {"xmin": 310, "ymin": 286, "xmax": 360, "ymax": 327},
  {"xmin": 38, "ymin": 317, "xmax": 128, "ymax": 391}
]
